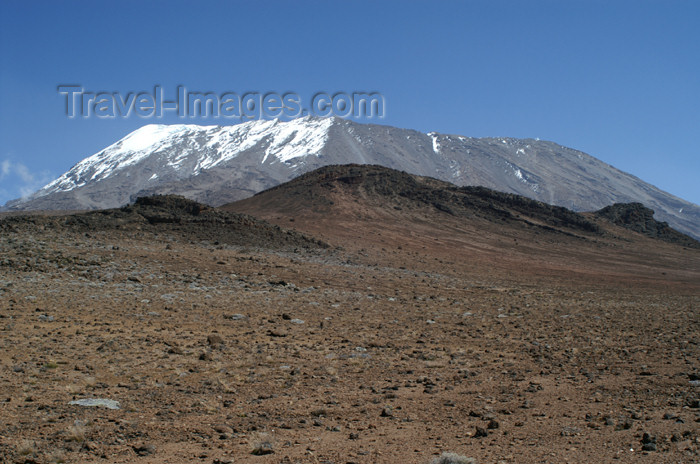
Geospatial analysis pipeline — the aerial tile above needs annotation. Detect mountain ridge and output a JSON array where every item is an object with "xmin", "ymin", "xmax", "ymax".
[
  {"xmin": 224, "ymin": 163, "xmax": 699, "ymax": 248},
  {"xmin": 223, "ymin": 164, "xmax": 700, "ymax": 288},
  {"xmin": 3, "ymin": 116, "xmax": 698, "ymax": 239},
  {"xmin": 0, "ymin": 193, "xmax": 327, "ymax": 252}
]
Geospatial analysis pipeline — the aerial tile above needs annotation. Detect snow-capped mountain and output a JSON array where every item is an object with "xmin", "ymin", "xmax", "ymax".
[{"xmin": 4, "ymin": 116, "xmax": 699, "ymax": 239}]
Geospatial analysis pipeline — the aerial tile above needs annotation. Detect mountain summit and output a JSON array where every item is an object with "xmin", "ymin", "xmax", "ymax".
[{"xmin": 3, "ymin": 116, "xmax": 698, "ymax": 239}]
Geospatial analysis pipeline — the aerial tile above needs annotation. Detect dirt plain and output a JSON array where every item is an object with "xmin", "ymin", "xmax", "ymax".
[{"xmin": 1, "ymin": 166, "xmax": 698, "ymax": 464}]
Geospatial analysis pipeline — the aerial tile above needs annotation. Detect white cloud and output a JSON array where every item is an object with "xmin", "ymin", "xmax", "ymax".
[
  {"xmin": 0, "ymin": 159, "xmax": 54, "ymax": 200},
  {"xmin": 1, "ymin": 160, "xmax": 11, "ymax": 178}
]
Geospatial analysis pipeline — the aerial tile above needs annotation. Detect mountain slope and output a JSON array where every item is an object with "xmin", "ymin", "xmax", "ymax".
[
  {"xmin": 226, "ymin": 163, "xmax": 603, "ymax": 236},
  {"xmin": 4, "ymin": 116, "xmax": 698, "ymax": 239},
  {"xmin": 222, "ymin": 164, "xmax": 699, "ymax": 284}
]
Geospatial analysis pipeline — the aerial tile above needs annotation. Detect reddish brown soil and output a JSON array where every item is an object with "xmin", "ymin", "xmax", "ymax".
[{"xmin": 1, "ymin": 174, "xmax": 698, "ymax": 463}]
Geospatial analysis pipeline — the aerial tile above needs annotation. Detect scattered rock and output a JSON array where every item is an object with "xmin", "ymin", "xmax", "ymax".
[
  {"xmin": 133, "ymin": 444, "xmax": 156, "ymax": 456},
  {"xmin": 251, "ymin": 441, "xmax": 274, "ymax": 455},
  {"xmin": 430, "ymin": 452, "xmax": 476, "ymax": 464},
  {"xmin": 615, "ymin": 420, "xmax": 633, "ymax": 431},
  {"xmin": 213, "ymin": 424, "xmax": 233, "ymax": 434},
  {"xmin": 167, "ymin": 345, "xmax": 184, "ymax": 355},
  {"xmin": 207, "ymin": 334, "xmax": 224, "ymax": 347},
  {"xmin": 69, "ymin": 398, "xmax": 120, "ymax": 410},
  {"xmin": 642, "ymin": 442, "xmax": 657, "ymax": 452},
  {"xmin": 560, "ymin": 426, "xmax": 581, "ymax": 437}
]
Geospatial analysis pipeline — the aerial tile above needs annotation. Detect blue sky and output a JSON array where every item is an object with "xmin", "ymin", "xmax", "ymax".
[{"xmin": 1, "ymin": 0, "xmax": 698, "ymax": 205}]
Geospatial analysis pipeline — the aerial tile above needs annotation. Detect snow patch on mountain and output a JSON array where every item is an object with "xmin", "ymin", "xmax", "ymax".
[
  {"xmin": 263, "ymin": 117, "xmax": 333, "ymax": 163},
  {"xmin": 35, "ymin": 117, "xmax": 334, "ymax": 198},
  {"xmin": 117, "ymin": 124, "xmax": 186, "ymax": 153},
  {"xmin": 428, "ymin": 132, "xmax": 441, "ymax": 154}
]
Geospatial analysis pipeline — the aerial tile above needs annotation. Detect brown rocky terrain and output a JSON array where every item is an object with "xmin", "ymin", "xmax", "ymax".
[{"xmin": 1, "ymin": 165, "xmax": 698, "ymax": 464}]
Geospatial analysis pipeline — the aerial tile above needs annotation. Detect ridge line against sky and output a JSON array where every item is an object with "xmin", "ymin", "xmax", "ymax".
[{"xmin": 1, "ymin": 0, "xmax": 698, "ymax": 206}]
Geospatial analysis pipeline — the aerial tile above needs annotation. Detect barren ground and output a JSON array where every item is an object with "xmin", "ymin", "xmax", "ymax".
[{"xmin": 0, "ymin": 190, "xmax": 698, "ymax": 464}]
